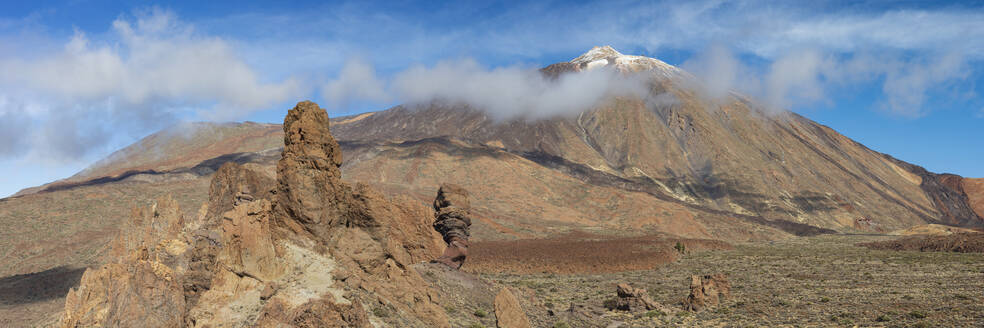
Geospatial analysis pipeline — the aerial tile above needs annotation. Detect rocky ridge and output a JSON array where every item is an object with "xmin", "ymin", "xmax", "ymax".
[{"xmin": 60, "ymin": 101, "xmax": 451, "ymax": 327}]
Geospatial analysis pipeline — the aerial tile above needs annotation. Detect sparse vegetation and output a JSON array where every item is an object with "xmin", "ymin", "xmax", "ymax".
[
  {"xmin": 474, "ymin": 234, "xmax": 984, "ymax": 327},
  {"xmin": 372, "ymin": 307, "xmax": 389, "ymax": 318},
  {"xmin": 646, "ymin": 310, "xmax": 666, "ymax": 318}
]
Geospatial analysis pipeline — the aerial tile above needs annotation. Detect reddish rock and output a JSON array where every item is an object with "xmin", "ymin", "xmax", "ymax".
[
  {"xmin": 684, "ymin": 274, "xmax": 731, "ymax": 312},
  {"xmin": 494, "ymin": 288, "xmax": 531, "ymax": 328},
  {"xmin": 608, "ymin": 283, "xmax": 664, "ymax": 312},
  {"xmin": 432, "ymin": 183, "xmax": 473, "ymax": 269}
]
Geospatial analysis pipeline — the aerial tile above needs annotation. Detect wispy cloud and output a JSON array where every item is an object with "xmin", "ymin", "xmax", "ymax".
[
  {"xmin": 0, "ymin": 9, "xmax": 303, "ymax": 162},
  {"xmin": 325, "ymin": 58, "xmax": 651, "ymax": 120}
]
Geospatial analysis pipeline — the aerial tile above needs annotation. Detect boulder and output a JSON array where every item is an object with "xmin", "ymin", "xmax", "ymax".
[
  {"xmin": 494, "ymin": 288, "xmax": 532, "ymax": 328},
  {"xmin": 607, "ymin": 283, "xmax": 667, "ymax": 312}
]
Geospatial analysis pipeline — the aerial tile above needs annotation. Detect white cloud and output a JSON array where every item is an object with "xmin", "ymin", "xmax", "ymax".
[
  {"xmin": 393, "ymin": 60, "xmax": 650, "ymax": 120},
  {"xmin": 763, "ymin": 49, "xmax": 831, "ymax": 111},
  {"xmin": 880, "ymin": 53, "xmax": 968, "ymax": 117},
  {"xmin": 682, "ymin": 43, "xmax": 748, "ymax": 100},
  {"xmin": 0, "ymin": 9, "xmax": 304, "ymax": 163},
  {"xmin": 324, "ymin": 58, "xmax": 651, "ymax": 120},
  {"xmin": 322, "ymin": 59, "xmax": 389, "ymax": 108}
]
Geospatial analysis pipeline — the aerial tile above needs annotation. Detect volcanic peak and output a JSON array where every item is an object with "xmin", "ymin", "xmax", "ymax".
[{"xmin": 570, "ymin": 45, "xmax": 682, "ymax": 77}]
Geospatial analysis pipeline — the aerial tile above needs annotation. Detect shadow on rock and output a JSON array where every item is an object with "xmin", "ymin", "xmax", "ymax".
[{"xmin": 0, "ymin": 266, "xmax": 86, "ymax": 306}]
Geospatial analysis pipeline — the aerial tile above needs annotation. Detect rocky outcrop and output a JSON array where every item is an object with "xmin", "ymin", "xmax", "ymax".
[
  {"xmin": 494, "ymin": 288, "xmax": 531, "ymax": 328},
  {"xmin": 432, "ymin": 183, "xmax": 473, "ymax": 269},
  {"xmin": 684, "ymin": 274, "xmax": 731, "ymax": 312},
  {"xmin": 607, "ymin": 283, "xmax": 668, "ymax": 312},
  {"xmin": 61, "ymin": 196, "xmax": 188, "ymax": 327},
  {"xmin": 885, "ymin": 157, "xmax": 983, "ymax": 228},
  {"xmin": 962, "ymin": 178, "xmax": 984, "ymax": 220},
  {"xmin": 60, "ymin": 101, "xmax": 449, "ymax": 328}
]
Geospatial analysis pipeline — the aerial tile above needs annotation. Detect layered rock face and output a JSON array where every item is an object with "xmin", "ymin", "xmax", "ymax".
[
  {"xmin": 60, "ymin": 101, "xmax": 449, "ymax": 327},
  {"xmin": 962, "ymin": 178, "xmax": 984, "ymax": 220},
  {"xmin": 432, "ymin": 183, "xmax": 473, "ymax": 269}
]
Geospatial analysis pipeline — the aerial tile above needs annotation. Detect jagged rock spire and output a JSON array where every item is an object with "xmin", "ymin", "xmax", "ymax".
[{"xmin": 276, "ymin": 100, "xmax": 350, "ymax": 236}]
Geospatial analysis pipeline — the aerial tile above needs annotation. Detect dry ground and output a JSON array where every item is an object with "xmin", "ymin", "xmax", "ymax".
[
  {"xmin": 861, "ymin": 232, "xmax": 984, "ymax": 253},
  {"xmin": 474, "ymin": 234, "xmax": 984, "ymax": 328},
  {"xmin": 466, "ymin": 232, "xmax": 732, "ymax": 274}
]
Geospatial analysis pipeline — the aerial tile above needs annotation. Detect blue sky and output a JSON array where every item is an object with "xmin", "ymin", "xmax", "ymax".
[{"xmin": 1, "ymin": 0, "xmax": 982, "ymax": 197}]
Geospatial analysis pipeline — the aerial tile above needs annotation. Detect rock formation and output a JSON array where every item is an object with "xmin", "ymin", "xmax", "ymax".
[
  {"xmin": 61, "ymin": 195, "xmax": 188, "ymax": 327},
  {"xmin": 684, "ymin": 274, "xmax": 731, "ymax": 312},
  {"xmin": 607, "ymin": 283, "xmax": 669, "ymax": 312},
  {"xmin": 60, "ymin": 101, "xmax": 450, "ymax": 327},
  {"xmin": 432, "ymin": 183, "xmax": 473, "ymax": 269},
  {"xmin": 493, "ymin": 288, "xmax": 532, "ymax": 328}
]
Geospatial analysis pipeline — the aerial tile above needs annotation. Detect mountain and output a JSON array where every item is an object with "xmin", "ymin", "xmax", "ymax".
[
  {"xmin": 2, "ymin": 46, "xmax": 982, "ymax": 325},
  {"xmin": 332, "ymin": 46, "xmax": 982, "ymax": 236},
  {"xmin": 13, "ymin": 46, "xmax": 984, "ymax": 238}
]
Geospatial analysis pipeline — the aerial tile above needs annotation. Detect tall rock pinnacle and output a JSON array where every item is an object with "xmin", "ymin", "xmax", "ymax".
[{"xmin": 276, "ymin": 100, "xmax": 350, "ymax": 237}]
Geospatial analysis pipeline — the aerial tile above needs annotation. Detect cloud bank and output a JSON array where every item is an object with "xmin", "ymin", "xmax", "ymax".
[
  {"xmin": 324, "ymin": 59, "xmax": 652, "ymax": 120},
  {"xmin": 0, "ymin": 9, "xmax": 303, "ymax": 162}
]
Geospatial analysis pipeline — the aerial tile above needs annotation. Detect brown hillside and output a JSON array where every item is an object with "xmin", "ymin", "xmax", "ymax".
[{"xmin": 963, "ymin": 178, "xmax": 984, "ymax": 219}]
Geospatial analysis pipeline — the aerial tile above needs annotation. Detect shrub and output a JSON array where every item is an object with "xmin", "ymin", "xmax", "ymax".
[
  {"xmin": 675, "ymin": 242, "xmax": 686, "ymax": 253},
  {"xmin": 646, "ymin": 310, "xmax": 667, "ymax": 318},
  {"xmin": 372, "ymin": 307, "xmax": 389, "ymax": 318},
  {"xmin": 473, "ymin": 309, "xmax": 488, "ymax": 318},
  {"xmin": 908, "ymin": 311, "xmax": 927, "ymax": 319}
]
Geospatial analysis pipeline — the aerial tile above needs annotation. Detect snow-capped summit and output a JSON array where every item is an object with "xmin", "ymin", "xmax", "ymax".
[{"xmin": 570, "ymin": 45, "xmax": 683, "ymax": 78}]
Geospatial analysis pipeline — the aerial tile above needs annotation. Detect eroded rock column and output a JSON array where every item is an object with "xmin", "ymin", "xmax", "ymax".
[{"xmin": 432, "ymin": 183, "xmax": 473, "ymax": 269}]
